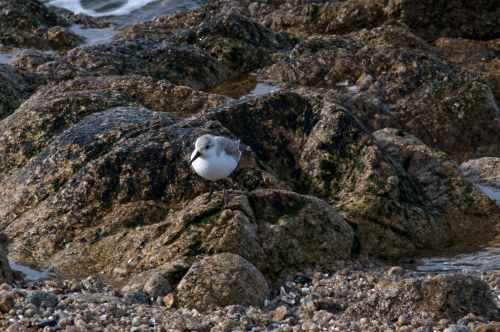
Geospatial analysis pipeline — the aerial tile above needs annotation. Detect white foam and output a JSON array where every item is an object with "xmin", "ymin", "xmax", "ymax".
[{"xmin": 46, "ymin": 0, "xmax": 157, "ymax": 17}]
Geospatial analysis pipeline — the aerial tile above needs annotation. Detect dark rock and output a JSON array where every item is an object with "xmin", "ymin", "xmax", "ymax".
[
  {"xmin": 262, "ymin": 24, "xmax": 500, "ymax": 161},
  {"xmin": 0, "ymin": 246, "xmax": 13, "ymax": 285},
  {"xmin": 123, "ymin": 292, "xmax": 151, "ymax": 304},
  {"xmin": 36, "ymin": 319, "xmax": 58, "ymax": 328},
  {"xmin": 0, "ymin": 0, "xmax": 82, "ymax": 51},
  {"xmin": 176, "ymin": 253, "xmax": 269, "ymax": 310},
  {"xmin": 26, "ymin": 290, "xmax": 58, "ymax": 308},
  {"xmin": 207, "ymin": 0, "xmax": 499, "ymax": 41},
  {"xmin": 0, "ymin": 64, "xmax": 39, "ymax": 120},
  {"xmin": 344, "ymin": 274, "xmax": 498, "ymax": 322}
]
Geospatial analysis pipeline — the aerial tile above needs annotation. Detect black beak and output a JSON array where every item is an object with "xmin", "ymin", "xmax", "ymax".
[{"xmin": 189, "ymin": 150, "xmax": 201, "ymax": 166}]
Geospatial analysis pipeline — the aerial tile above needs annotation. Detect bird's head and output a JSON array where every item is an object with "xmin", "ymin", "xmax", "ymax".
[{"xmin": 189, "ymin": 134, "xmax": 216, "ymax": 165}]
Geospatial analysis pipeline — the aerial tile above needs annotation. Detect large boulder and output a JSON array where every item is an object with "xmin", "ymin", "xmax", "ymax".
[
  {"xmin": 0, "ymin": 0, "xmax": 82, "ymax": 51},
  {"xmin": 176, "ymin": 253, "xmax": 269, "ymax": 310},
  {"xmin": 344, "ymin": 274, "xmax": 498, "ymax": 322},
  {"xmin": 262, "ymin": 24, "xmax": 500, "ymax": 162}
]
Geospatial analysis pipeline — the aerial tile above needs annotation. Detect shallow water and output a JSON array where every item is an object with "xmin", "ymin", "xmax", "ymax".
[
  {"xmin": 415, "ymin": 183, "xmax": 500, "ymax": 273},
  {"xmin": 44, "ymin": 0, "xmax": 201, "ymax": 26},
  {"xmin": 69, "ymin": 24, "xmax": 118, "ymax": 46},
  {"xmin": 9, "ymin": 262, "xmax": 55, "ymax": 281}
]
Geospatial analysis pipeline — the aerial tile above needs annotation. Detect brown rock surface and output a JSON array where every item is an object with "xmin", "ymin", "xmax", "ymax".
[
  {"xmin": 0, "ymin": 64, "xmax": 39, "ymax": 120},
  {"xmin": 0, "ymin": 0, "xmax": 82, "ymax": 51},
  {"xmin": 262, "ymin": 24, "xmax": 500, "ymax": 161},
  {"xmin": 176, "ymin": 253, "xmax": 269, "ymax": 310},
  {"xmin": 344, "ymin": 274, "xmax": 498, "ymax": 322}
]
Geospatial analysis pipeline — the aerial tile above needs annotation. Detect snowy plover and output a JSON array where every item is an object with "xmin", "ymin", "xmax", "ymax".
[{"xmin": 189, "ymin": 134, "xmax": 242, "ymax": 203}]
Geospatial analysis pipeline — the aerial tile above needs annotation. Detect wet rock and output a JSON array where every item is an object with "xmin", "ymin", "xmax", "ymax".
[
  {"xmin": 473, "ymin": 323, "xmax": 500, "ymax": 332},
  {"xmin": 44, "ymin": 26, "xmax": 83, "ymax": 52},
  {"xmin": 176, "ymin": 253, "xmax": 269, "ymax": 310},
  {"xmin": 460, "ymin": 157, "xmax": 500, "ymax": 188},
  {"xmin": 0, "ymin": 0, "xmax": 81, "ymax": 51},
  {"xmin": 263, "ymin": 24, "xmax": 500, "ymax": 161},
  {"xmin": 374, "ymin": 128, "xmax": 498, "ymax": 244},
  {"xmin": 26, "ymin": 291, "xmax": 58, "ymax": 308},
  {"xmin": 345, "ymin": 274, "xmax": 498, "ymax": 322},
  {"xmin": 0, "ymin": 64, "xmax": 39, "ymax": 120}
]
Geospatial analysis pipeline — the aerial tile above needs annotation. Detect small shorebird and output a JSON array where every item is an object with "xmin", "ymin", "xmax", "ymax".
[{"xmin": 189, "ymin": 134, "xmax": 242, "ymax": 203}]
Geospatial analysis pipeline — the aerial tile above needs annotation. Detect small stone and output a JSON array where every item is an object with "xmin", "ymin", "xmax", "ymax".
[
  {"xmin": 445, "ymin": 325, "xmax": 470, "ymax": 332},
  {"xmin": 473, "ymin": 323, "xmax": 500, "ymax": 332},
  {"xmin": 74, "ymin": 319, "xmax": 87, "ymax": 330},
  {"xmin": 0, "ymin": 292, "xmax": 14, "ymax": 313},
  {"xmin": 374, "ymin": 279, "xmax": 392, "ymax": 290},
  {"xmin": 398, "ymin": 315, "xmax": 409, "ymax": 326},
  {"xmin": 37, "ymin": 319, "xmax": 58, "ymax": 328},
  {"xmin": 387, "ymin": 266, "xmax": 404, "ymax": 276},
  {"xmin": 0, "ymin": 283, "xmax": 12, "ymax": 291},
  {"xmin": 162, "ymin": 293, "xmax": 176, "ymax": 308},
  {"xmin": 272, "ymin": 306, "xmax": 288, "ymax": 321},
  {"xmin": 124, "ymin": 292, "xmax": 150, "ymax": 304},
  {"xmin": 81, "ymin": 276, "xmax": 104, "ymax": 293},
  {"xmin": 68, "ymin": 280, "xmax": 81, "ymax": 292},
  {"xmin": 294, "ymin": 275, "xmax": 313, "ymax": 284},
  {"xmin": 143, "ymin": 274, "xmax": 172, "ymax": 298},
  {"xmin": 26, "ymin": 291, "xmax": 58, "ymax": 308}
]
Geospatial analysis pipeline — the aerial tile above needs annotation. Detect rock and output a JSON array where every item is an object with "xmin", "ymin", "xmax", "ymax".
[
  {"xmin": 81, "ymin": 276, "xmax": 104, "ymax": 293},
  {"xmin": 162, "ymin": 292, "xmax": 176, "ymax": 308},
  {"xmin": 433, "ymin": 38, "xmax": 499, "ymax": 100},
  {"xmin": 473, "ymin": 323, "xmax": 500, "ymax": 332},
  {"xmin": 0, "ymin": 246, "xmax": 13, "ymax": 285},
  {"xmin": 143, "ymin": 274, "xmax": 172, "ymax": 298},
  {"xmin": 44, "ymin": 26, "xmax": 83, "ymax": 52},
  {"xmin": 123, "ymin": 292, "xmax": 151, "ymax": 304},
  {"xmin": 207, "ymin": 0, "xmax": 499, "ymax": 40},
  {"xmin": 176, "ymin": 253, "xmax": 269, "ymax": 310},
  {"xmin": 460, "ymin": 157, "xmax": 500, "ymax": 188},
  {"xmin": 0, "ymin": 0, "xmax": 82, "ymax": 51},
  {"xmin": 0, "ymin": 64, "xmax": 39, "ymax": 120},
  {"xmin": 445, "ymin": 326, "xmax": 470, "ymax": 332},
  {"xmin": 0, "ymin": 290, "xmax": 14, "ymax": 313},
  {"xmin": 263, "ymin": 24, "xmax": 500, "ymax": 161},
  {"xmin": 26, "ymin": 290, "xmax": 58, "ymax": 308},
  {"xmin": 387, "ymin": 266, "xmax": 404, "ymax": 277},
  {"xmin": 344, "ymin": 274, "xmax": 498, "ymax": 322}
]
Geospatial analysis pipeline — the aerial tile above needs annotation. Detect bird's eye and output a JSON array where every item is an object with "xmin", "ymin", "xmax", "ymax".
[{"xmin": 205, "ymin": 145, "xmax": 210, "ymax": 150}]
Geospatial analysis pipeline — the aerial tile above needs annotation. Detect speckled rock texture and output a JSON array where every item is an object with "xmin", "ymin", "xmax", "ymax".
[
  {"xmin": 0, "ymin": 64, "xmax": 39, "ymax": 120},
  {"xmin": 344, "ymin": 274, "xmax": 498, "ymax": 322},
  {"xmin": 176, "ymin": 253, "xmax": 269, "ymax": 310},
  {"xmin": 0, "ymin": 246, "xmax": 13, "ymax": 285},
  {"xmin": 0, "ymin": 0, "xmax": 82, "ymax": 51},
  {"xmin": 0, "ymin": 0, "xmax": 498, "ymax": 315},
  {"xmin": 262, "ymin": 24, "xmax": 500, "ymax": 162}
]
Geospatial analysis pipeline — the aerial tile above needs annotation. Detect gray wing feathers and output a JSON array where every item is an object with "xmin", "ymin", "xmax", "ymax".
[{"xmin": 217, "ymin": 137, "xmax": 242, "ymax": 162}]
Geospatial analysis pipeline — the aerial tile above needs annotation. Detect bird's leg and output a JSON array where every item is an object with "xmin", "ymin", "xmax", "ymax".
[
  {"xmin": 206, "ymin": 182, "xmax": 214, "ymax": 202},
  {"xmin": 220, "ymin": 181, "xmax": 227, "ymax": 206}
]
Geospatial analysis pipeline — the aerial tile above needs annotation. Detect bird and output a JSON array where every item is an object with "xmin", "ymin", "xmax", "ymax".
[{"xmin": 189, "ymin": 134, "xmax": 242, "ymax": 203}]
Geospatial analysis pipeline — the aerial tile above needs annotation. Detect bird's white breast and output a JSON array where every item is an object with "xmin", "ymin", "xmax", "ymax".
[{"xmin": 191, "ymin": 150, "xmax": 238, "ymax": 181}]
